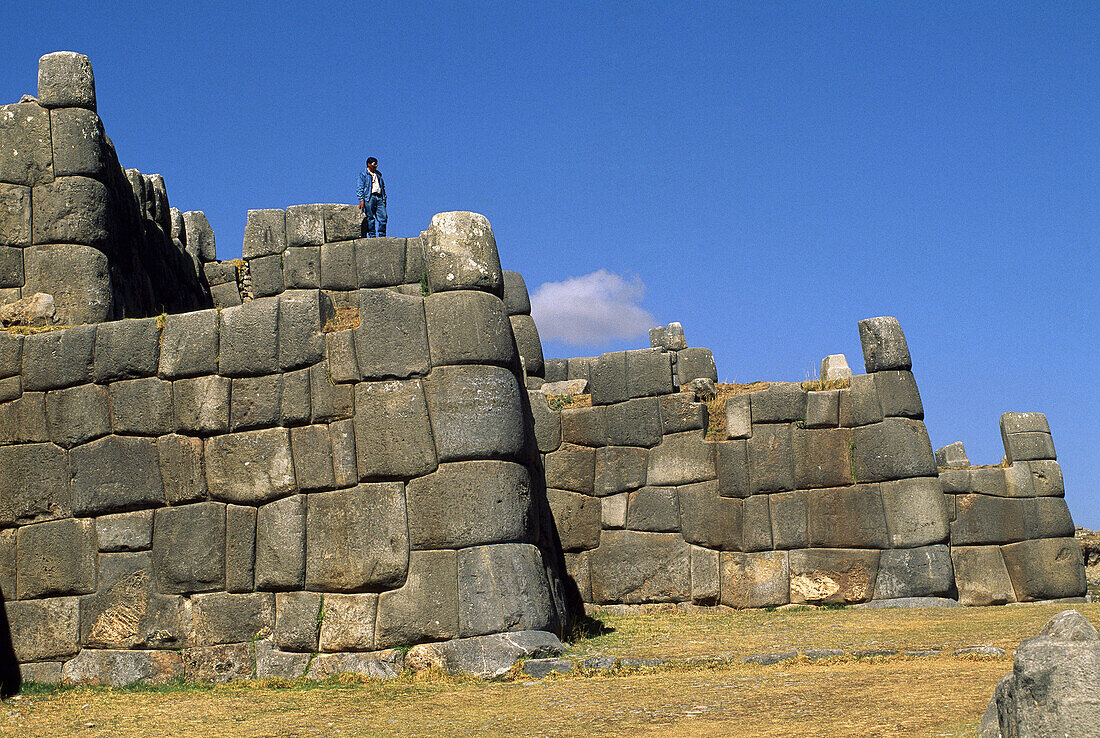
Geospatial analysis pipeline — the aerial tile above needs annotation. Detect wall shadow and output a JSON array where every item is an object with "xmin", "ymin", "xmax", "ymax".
[{"xmin": 0, "ymin": 589, "xmax": 22, "ymax": 697}]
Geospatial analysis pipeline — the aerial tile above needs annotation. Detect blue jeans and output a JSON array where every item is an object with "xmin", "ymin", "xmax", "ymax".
[{"xmin": 366, "ymin": 194, "xmax": 387, "ymax": 237}]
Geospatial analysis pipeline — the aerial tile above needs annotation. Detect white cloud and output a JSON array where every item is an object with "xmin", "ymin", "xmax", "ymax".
[{"xmin": 530, "ymin": 270, "xmax": 656, "ymax": 347}]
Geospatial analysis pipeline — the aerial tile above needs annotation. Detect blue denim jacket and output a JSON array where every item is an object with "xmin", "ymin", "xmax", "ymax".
[{"xmin": 356, "ymin": 162, "xmax": 386, "ymax": 203}]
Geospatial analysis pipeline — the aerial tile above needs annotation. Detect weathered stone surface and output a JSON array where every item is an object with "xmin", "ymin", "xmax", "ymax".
[
  {"xmin": 218, "ymin": 503, "xmax": 254, "ymax": 594},
  {"xmin": 229, "ymin": 375, "xmax": 280, "ymax": 431},
  {"xmin": 353, "ymin": 379, "xmax": 437, "ymax": 480},
  {"xmin": 541, "ymin": 379, "xmax": 588, "ymax": 396},
  {"xmin": 545, "ymin": 443, "xmax": 595, "ymax": 494},
  {"xmin": 355, "ymin": 236, "xmax": 406, "ymax": 287},
  {"xmin": 96, "ymin": 510, "xmax": 153, "ymax": 552},
  {"xmin": 422, "ymin": 211, "xmax": 503, "ymax": 295},
  {"xmin": 108, "ymin": 377, "xmax": 174, "ymax": 436},
  {"xmin": 838, "ymin": 374, "xmax": 883, "ymax": 427},
  {"xmin": 318, "ymin": 593, "xmax": 378, "ymax": 651},
  {"xmin": 648, "ymin": 431, "xmax": 715, "ymax": 487},
  {"xmin": 590, "ymin": 349, "xmax": 674, "ymax": 405},
  {"xmin": 324, "ymin": 330, "xmax": 360, "ymax": 385},
  {"xmin": 0, "ymin": 374, "xmax": 19, "ymax": 402},
  {"xmin": 510, "ymin": 314, "xmax": 544, "ymax": 377},
  {"xmin": 850, "ymin": 417, "xmax": 936, "ymax": 482},
  {"xmin": 720, "ymin": 551, "xmax": 790, "ymax": 609},
  {"xmin": 0, "ymin": 330, "xmax": 23, "ymax": 378},
  {"xmin": 605, "ymin": 397, "xmax": 662, "ymax": 447},
  {"xmin": 547, "ymin": 489, "xmax": 601, "ymax": 551},
  {"xmin": 1001, "ymin": 428, "xmax": 1057, "ymax": 463},
  {"xmin": 789, "ymin": 549, "xmax": 880, "ymax": 605},
  {"xmin": 502, "ymin": 270, "xmax": 531, "ymax": 315},
  {"xmin": 0, "ymin": 442, "xmax": 69, "ymax": 525},
  {"xmin": 305, "ymin": 483, "xmax": 408, "ymax": 591},
  {"xmin": 319, "ymin": 239, "xmax": 357, "ymax": 290},
  {"xmin": 322, "ymin": 203, "xmax": 363, "ymax": 243},
  {"xmin": 560, "ymin": 405, "xmax": 607, "ymax": 447},
  {"xmin": 16, "ymin": 518, "xmax": 96, "ymax": 598},
  {"xmin": 748, "ymin": 424, "xmax": 795, "ymax": 493},
  {"xmin": 742, "ymin": 494, "xmax": 773, "ymax": 552},
  {"xmin": 750, "ymin": 383, "xmax": 806, "ymax": 424},
  {"xmin": 820, "ymin": 354, "xmax": 853, "ymax": 382},
  {"xmin": 951, "ymin": 545, "xmax": 1017, "ymax": 606},
  {"xmin": 182, "ymin": 211, "xmax": 216, "ymax": 261},
  {"xmin": 191, "ymin": 591, "xmax": 274, "ymax": 646},
  {"xmin": 255, "ymin": 495, "xmax": 306, "ymax": 590},
  {"xmin": 805, "ymin": 484, "xmax": 889, "ymax": 549},
  {"xmin": 71, "ymin": 435, "xmax": 164, "ymax": 515},
  {"xmin": 543, "ymin": 358, "xmax": 567, "ymax": 383},
  {"xmin": 0, "ymin": 102, "xmax": 53, "ymax": 185},
  {"xmin": 21, "ymin": 245, "xmax": 111, "ymax": 324},
  {"xmin": 205, "ymin": 428, "xmax": 296, "ymax": 504},
  {"xmin": 594, "ymin": 445, "xmax": 648, "ymax": 496},
  {"xmin": 1001, "ymin": 538, "xmax": 1086, "ymax": 602},
  {"xmin": 679, "ymin": 480, "xmax": 742, "ymax": 550},
  {"xmin": 219, "ymin": 298, "xmax": 280, "ymax": 377},
  {"xmin": 306, "ymin": 649, "xmax": 404, "ymax": 680},
  {"xmin": 249, "ymin": 254, "xmax": 282, "ymax": 298},
  {"xmin": 601, "ymin": 494, "xmax": 627, "ymax": 529},
  {"xmin": 676, "ymin": 347, "xmax": 718, "ymax": 383},
  {"xmin": 589, "ymin": 530, "xmax": 690, "ymax": 604},
  {"xmin": 878, "ymin": 475, "xmax": 948, "ymax": 550},
  {"xmin": 951, "ymin": 495, "xmax": 1029, "ymax": 545},
  {"xmin": 804, "ymin": 389, "xmax": 839, "ymax": 429},
  {"xmin": 32, "ymin": 177, "xmax": 112, "ymax": 248},
  {"xmin": 0, "ymin": 183, "xmax": 31, "ymax": 246},
  {"xmin": 61, "ymin": 648, "xmax": 183, "ymax": 687},
  {"xmin": 649, "ymin": 322, "xmax": 687, "ymax": 351},
  {"xmin": 939, "ymin": 468, "xmax": 969, "ymax": 496},
  {"xmin": 1000, "ymin": 411, "xmax": 1051, "ymax": 435},
  {"xmin": 720, "ymin": 394, "xmax": 750, "ymax": 440},
  {"xmin": 626, "ymin": 486, "xmax": 679, "ymax": 532},
  {"xmin": 242, "ymin": 209, "xmax": 286, "ymax": 258},
  {"xmin": 156, "ymin": 433, "xmax": 207, "ymax": 505},
  {"xmin": 0, "ymin": 528, "xmax": 13, "ymax": 595},
  {"xmin": 858, "ymin": 316, "xmax": 911, "ymax": 372},
  {"xmin": 50, "ymin": 107, "xmax": 110, "ymax": 179},
  {"xmin": 1034, "ymin": 497, "xmax": 1075, "ymax": 539},
  {"xmin": 458, "ymin": 543, "xmax": 554, "ymax": 637},
  {"xmin": 287, "ymin": 424, "xmax": 334, "ymax": 492},
  {"xmin": 566, "ymin": 356, "xmax": 594, "ymax": 383},
  {"xmin": 92, "ymin": 318, "xmax": 159, "ymax": 382},
  {"xmin": 308, "ymin": 361, "xmax": 353, "ymax": 423},
  {"xmin": 45, "ymin": 382, "xmax": 109, "ymax": 447},
  {"xmin": 424, "ymin": 290, "xmax": 515, "ymax": 367},
  {"xmin": 714, "ymin": 440, "xmax": 749, "ymax": 499},
  {"xmin": 660, "ymin": 391, "xmax": 707, "ymax": 434},
  {"xmin": 769, "ymin": 491, "xmax": 808, "ymax": 550},
  {"xmin": 689, "ymin": 545, "xmax": 720, "ymax": 604},
  {"xmin": 152, "ymin": 501, "xmax": 225, "ymax": 594},
  {"xmin": 424, "ymin": 365, "xmax": 525, "ymax": 462},
  {"xmin": 0, "ymin": 244, "xmax": 23, "ymax": 288},
  {"xmin": 37, "ymin": 52, "xmax": 96, "ymax": 109},
  {"xmin": 283, "ymin": 246, "xmax": 320, "ymax": 289},
  {"xmin": 873, "ymin": 545, "xmax": 954, "ymax": 599},
  {"xmin": 79, "ymin": 552, "xmax": 187, "ymax": 649},
  {"xmin": 1002, "ymin": 463, "xmax": 1037, "ymax": 498},
  {"xmin": 874, "ymin": 370, "xmax": 923, "ymax": 418},
  {"xmin": 406, "ymin": 630, "xmax": 564, "ymax": 678},
  {"xmin": 279, "ymin": 367, "xmax": 311, "ymax": 424},
  {"xmin": 354, "ymin": 288, "xmax": 430, "ymax": 378},
  {"xmin": 21, "ymin": 324, "xmax": 95, "ymax": 390},
  {"xmin": 521, "ymin": 658, "xmax": 576, "ymax": 678},
  {"xmin": 528, "ymin": 391, "xmax": 562, "ymax": 453},
  {"xmin": 5, "ymin": 597, "xmax": 79, "ymax": 662},
  {"xmin": 182, "ymin": 643, "xmax": 254, "ymax": 683},
  {"xmin": 376, "ymin": 549, "xmax": 459, "ymax": 648},
  {"xmin": 792, "ymin": 427, "xmax": 853, "ymax": 489},
  {"xmin": 158, "ymin": 309, "xmax": 219, "ymax": 378},
  {"xmin": 254, "ymin": 640, "xmax": 311, "ymax": 680},
  {"xmin": 935, "ymin": 441, "xmax": 970, "ymax": 467},
  {"xmin": 276, "ymin": 291, "xmax": 330, "ymax": 371},
  {"xmin": 407, "ymin": 461, "xmax": 530, "ymax": 549}
]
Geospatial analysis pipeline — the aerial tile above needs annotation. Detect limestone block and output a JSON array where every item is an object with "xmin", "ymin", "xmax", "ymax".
[
  {"xmin": 880, "ymin": 476, "xmax": 949, "ymax": 548},
  {"xmin": 792, "ymin": 427, "xmax": 853, "ymax": 489},
  {"xmin": 543, "ymin": 358, "xmax": 567, "ymax": 383},
  {"xmin": 5, "ymin": 597, "xmax": 80, "ymax": 662},
  {"xmin": 281, "ymin": 367, "xmax": 312, "ymax": 424},
  {"xmin": 1000, "ymin": 411, "xmax": 1050, "ymax": 435},
  {"xmin": 1002, "ymin": 463, "xmax": 1036, "ymax": 498},
  {"xmin": 950, "ymin": 494, "xmax": 1029, "ymax": 545},
  {"xmin": 601, "ymin": 494, "xmax": 627, "ymax": 529},
  {"xmin": 355, "ymin": 236, "xmax": 406, "ymax": 287},
  {"xmin": 423, "ymin": 211, "xmax": 504, "ymax": 295},
  {"xmin": 92, "ymin": 317, "xmax": 159, "ymax": 382},
  {"xmin": 715, "ymin": 440, "xmax": 750, "ymax": 498},
  {"xmin": 16, "ymin": 518, "xmax": 96, "ymax": 598},
  {"xmin": 789, "ymin": 549, "xmax": 880, "ymax": 605},
  {"xmin": 324, "ymin": 329, "xmax": 360, "ymax": 384},
  {"xmin": 858, "ymin": 316, "xmax": 911, "ymax": 372},
  {"xmin": 951, "ymin": 545, "xmax": 1016, "ymax": 606},
  {"xmin": 873, "ymin": 545, "xmax": 953, "ymax": 599},
  {"xmin": 320, "ymin": 239, "xmax": 357, "ymax": 289},
  {"xmin": 21, "ymin": 324, "xmax": 95, "ymax": 390},
  {"xmin": 747, "ymin": 423, "xmax": 795, "ymax": 493},
  {"xmin": 424, "ymin": 290, "xmax": 516, "ymax": 368},
  {"xmin": 660, "ymin": 391, "xmax": 707, "ymax": 434},
  {"xmin": 678, "ymin": 480, "xmax": 743, "ymax": 550},
  {"xmin": 354, "ymin": 288, "xmax": 430, "ymax": 379},
  {"xmin": 528, "ymin": 391, "xmax": 561, "ymax": 453},
  {"xmin": 70, "ymin": 435, "xmax": 164, "ymax": 515},
  {"xmin": 209, "ymin": 281, "xmax": 241, "ymax": 309},
  {"xmin": 719, "ymin": 551, "xmax": 790, "ymax": 608},
  {"xmin": 284, "ymin": 204, "xmax": 324, "ymax": 248},
  {"xmin": 289, "ymin": 424, "xmax": 335, "ymax": 492},
  {"xmin": 190, "ymin": 592, "xmax": 274, "ymax": 646},
  {"xmin": 566, "ymin": 356, "xmax": 594, "ymax": 383},
  {"xmin": 322, "ymin": 204, "xmax": 363, "ymax": 243},
  {"xmin": 406, "ymin": 461, "xmax": 530, "ymax": 549},
  {"xmin": 676, "ymin": 347, "xmax": 717, "ymax": 384},
  {"xmin": 939, "ymin": 467, "xmax": 970, "ymax": 494},
  {"xmin": 305, "ymin": 649, "xmax": 404, "ymax": 680},
  {"xmin": 502, "ymin": 270, "xmax": 531, "ymax": 315},
  {"xmin": 1000, "ymin": 425, "xmax": 1057, "ymax": 463},
  {"xmin": 690, "ymin": 546, "xmax": 720, "ymax": 605},
  {"xmin": 50, "ymin": 107, "xmax": 111, "ymax": 179},
  {"xmin": 594, "ymin": 445, "xmax": 648, "ymax": 496},
  {"xmin": 278, "ymin": 289, "xmax": 332, "ymax": 370},
  {"xmin": 79, "ymin": 552, "xmax": 187, "ymax": 650},
  {"xmin": 626, "ymin": 486, "xmax": 679, "ymax": 532},
  {"xmin": 225, "ymin": 504, "xmax": 256, "ymax": 593},
  {"xmin": 648, "ymin": 431, "xmax": 715, "ymax": 487},
  {"xmin": 457, "ymin": 543, "xmax": 553, "ymax": 638},
  {"xmin": 1001, "ymin": 537, "xmax": 1086, "ymax": 601},
  {"xmin": 182, "ymin": 643, "xmax": 253, "ymax": 683},
  {"xmin": 742, "ymin": 494, "xmax": 773, "ymax": 552},
  {"xmin": 0, "ymin": 244, "xmax": 22, "ymax": 288},
  {"xmin": 509, "ymin": 314, "xmax": 545, "ymax": 377},
  {"xmin": 1027, "ymin": 460, "xmax": 1064, "ymax": 497},
  {"xmin": 229, "ymin": 375, "xmax": 280, "ymax": 431},
  {"xmin": 305, "ymin": 483, "xmax": 408, "ymax": 591},
  {"xmin": 547, "ymin": 489, "xmax": 601, "ymax": 551},
  {"xmin": 588, "ymin": 530, "xmax": 691, "ymax": 604},
  {"xmin": 769, "ymin": 491, "xmax": 808, "ymax": 550},
  {"xmin": 423, "ymin": 364, "xmax": 525, "ymax": 462},
  {"xmin": 62, "ymin": 649, "xmax": 183, "ymax": 687},
  {"xmin": 561, "ymin": 405, "xmax": 606, "ymax": 447},
  {"xmin": 805, "ymin": 484, "xmax": 889, "ymax": 549},
  {"xmin": 96, "ymin": 510, "xmax": 153, "ymax": 552},
  {"xmin": 154, "ymin": 310, "xmax": 217, "ymax": 380},
  {"xmin": 0, "ymin": 374, "xmax": 19, "ymax": 402},
  {"xmin": 838, "ymin": 374, "xmax": 883, "ymax": 427},
  {"xmin": 205, "ymin": 427, "xmax": 295, "ymax": 504},
  {"xmin": 318, "ymin": 593, "xmax": 378, "ymax": 651},
  {"xmin": 323, "ymin": 419, "xmax": 354, "ymax": 489},
  {"xmin": 182, "ymin": 211, "xmax": 216, "ymax": 262},
  {"xmin": 32, "ymin": 176, "xmax": 114, "ymax": 248},
  {"xmin": 605, "ymin": 396, "xmax": 662, "ymax": 447},
  {"xmin": 404, "ymin": 631, "xmax": 563, "ymax": 679},
  {"xmin": 0, "ymin": 529, "xmax": 13, "ymax": 595},
  {"xmin": 353, "ymin": 379, "xmax": 437, "ymax": 480},
  {"xmin": 800, "ymin": 389, "xmax": 836, "ymax": 430},
  {"xmin": 172, "ymin": 375, "xmax": 229, "ymax": 434},
  {"xmin": 19, "ymin": 661, "xmax": 62, "ymax": 684},
  {"xmin": 564, "ymin": 551, "xmax": 592, "ymax": 602},
  {"xmin": 0, "ymin": 442, "xmax": 69, "ymax": 525},
  {"xmin": 109, "ymin": 377, "xmax": 174, "ymax": 435},
  {"xmin": 0, "ymin": 102, "xmax": 53, "ymax": 185},
  {"xmin": 45, "ymin": 382, "xmax": 109, "ymax": 447},
  {"xmin": 152, "ymin": 501, "xmax": 225, "ymax": 594},
  {"xmin": 255, "ymin": 495, "xmax": 306, "ymax": 590},
  {"xmin": 375, "ymin": 549, "xmax": 459, "ymax": 648},
  {"xmin": 590, "ymin": 349, "xmax": 672, "ymax": 406},
  {"xmin": 242, "ymin": 209, "xmax": 286, "ymax": 258},
  {"xmin": 820, "ymin": 354, "xmax": 853, "ymax": 382},
  {"xmin": 750, "ymin": 383, "xmax": 805, "ymax": 424},
  {"xmin": 21, "ymin": 244, "xmax": 111, "ymax": 324},
  {"xmin": 0, "ymin": 391, "xmax": 49, "ymax": 446},
  {"xmin": 282, "ymin": 246, "xmax": 320, "ymax": 289},
  {"xmin": 850, "ymin": 417, "xmax": 936, "ymax": 483},
  {"xmin": 37, "ymin": 52, "xmax": 96, "ymax": 109},
  {"xmin": 935, "ymin": 441, "xmax": 969, "ymax": 467},
  {"xmin": 0, "ymin": 330, "xmax": 23, "ymax": 378},
  {"xmin": 219, "ymin": 298, "xmax": 280, "ymax": 377},
  {"xmin": 269, "ymin": 592, "xmax": 321, "ymax": 653},
  {"xmin": 874, "ymin": 370, "xmax": 923, "ymax": 419},
  {"xmin": 0, "ymin": 183, "xmax": 31, "ymax": 246},
  {"xmin": 649, "ymin": 322, "xmax": 687, "ymax": 351},
  {"xmin": 249, "ymin": 254, "xmax": 282, "ymax": 298}
]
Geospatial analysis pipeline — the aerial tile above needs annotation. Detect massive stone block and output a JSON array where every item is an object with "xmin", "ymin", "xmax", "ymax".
[
  {"xmin": 502, "ymin": 270, "xmax": 531, "ymax": 315},
  {"xmin": 951, "ymin": 545, "xmax": 1016, "ymax": 606},
  {"xmin": 769, "ymin": 491, "xmax": 808, "ymax": 550},
  {"xmin": 152, "ymin": 501, "xmax": 225, "ymax": 594},
  {"xmin": 422, "ymin": 211, "xmax": 504, "ymax": 295},
  {"xmin": 678, "ymin": 480, "xmax": 743, "ymax": 550},
  {"xmin": 406, "ymin": 461, "xmax": 531, "ymax": 549},
  {"xmin": 604, "ymin": 397, "xmax": 663, "ymax": 448},
  {"xmin": 80, "ymin": 551, "xmax": 187, "ymax": 650},
  {"xmin": 1034, "ymin": 497, "xmax": 1075, "ymax": 539},
  {"xmin": 838, "ymin": 374, "xmax": 884, "ymax": 427},
  {"xmin": 872, "ymin": 545, "xmax": 953, "ymax": 599},
  {"xmin": 789, "ymin": 549, "xmax": 880, "ymax": 605},
  {"xmin": 278, "ymin": 290, "xmax": 332, "ymax": 370},
  {"xmin": 676, "ymin": 347, "xmax": 718, "ymax": 383},
  {"xmin": 255, "ymin": 495, "xmax": 306, "ymax": 590},
  {"xmin": 353, "ymin": 379, "xmax": 438, "ymax": 480},
  {"xmin": 750, "ymin": 383, "xmax": 806, "ymax": 424},
  {"xmin": 219, "ymin": 298, "xmax": 280, "ymax": 377},
  {"xmin": 594, "ymin": 445, "xmax": 648, "ymax": 496},
  {"xmin": 22, "ymin": 244, "xmax": 112, "ymax": 324},
  {"xmin": 0, "ymin": 330, "xmax": 23, "ymax": 379},
  {"xmin": 1000, "ymin": 538, "xmax": 1086, "ymax": 602},
  {"xmin": 747, "ymin": 423, "xmax": 795, "ymax": 493},
  {"xmin": 172, "ymin": 375, "xmax": 229, "ymax": 434},
  {"xmin": 96, "ymin": 510, "xmax": 153, "ymax": 552},
  {"xmin": 561, "ymin": 405, "xmax": 606, "ymax": 447},
  {"xmin": 527, "ymin": 391, "xmax": 562, "ymax": 453},
  {"xmin": 546, "ymin": 489, "xmax": 601, "ymax": 551},
  {"xmin": 509, "ymin": 314, "xmax": 544, "ymax": 377},
  {"xmin": 873, "ymin": 370, "xmax": 923, "ymax": 419},
  {"xmin": 805, "ymin": 389, "xmax": 840, "ymax": 429},
  {"xmin": 0, "ymin": 442, "xmax": 69, "ymax": 525},
  {"xmin": 32, "ymin": 176, "xmax": 112, "ymax": 248},
  {"xmin": 16, "ymin": 518, "xmax": 96, "ymax": 598},
  {"xmin": 659, "ymin": 391, "xmax": 707, "ymax": 434},
  {"xmin": 283, "ymin": 246, "xmax": 320, "ymax": 289},
  {"xmin": 647, "ymin": 431, "xmax": 715, "ymax": 486},
  {"xmin": 715, "ymin": 440, "xmax": 749, "ymax": 498},
  {"xmin": 70, "ymin": 435, "xmax": 164, "ymax": 515},
  {"xmin": 289, "ymin": 424, "xmax": 335, "ymax": 491},
  {"xmin": 850, "ymin": 417, "xmax": 936, "ymax": 482},
  {"xmin": 588, "ymin": 531, "xmax": 691, "ymax": 604},
  {"xmin": 950, "ymin": 494, "xmax": 1029, "ymax": 546},
  {"xmin": 356, "ymin": 236, "xmax": 406, "ymax": 287},
  {"xmin": 720, "ymin": 551, "xmax": 790, "ymax": 608},
  {"xmin": 424, "ymin": 290, "xmax": 516, "ymax": 367},
  {"xmin": 273, "ymin": 591, "xmax": 322, "ymax": 652},
  {"xmin": 229, "ymin": 375, "xmax": 281, "ymax": 431},
  {"xmin": 305, "ymin": 483, "xmax": 408, "ymax": 591},
  {"xmin": 37, "ymin": 51, "xmax": 97, "ymax": 109},
  {"xmin": 690, "ymin": 545, "xmax": 720, "ymax": 604},
  {"xmin": 182, "ymin": 211, "xmax": 216, "ymax": 261},
  {"xmin": 62, "ymin": 649, "xmax": 183, "ymax": 687},
  {"xmin": 322, "ymin": 203, "xmax": 363, "ymax": 243},
  {"xmin": 318, "ymin": 593, "xmax": 377, "ymax": 651},
  {"xmin": 626, "ymin": 486, "xmax": 680, "ymax": 533},
  {"xmin": 858, "ymin": 316, "xmax": 911, "ymax": 372},
  {"xmin": 805, "ymin": 485, "xmax": 889, "ymax": 549},
  {"xmin": 0, "ymin": 183, "xmax": 31, "ymax": 246},
  {"xmin": 742, "ymin": 494, "xmax": 773, "ymax": 552},
  {"xmin": 376, "ymin": 549, "xmax": 459, "ymax": 649},
  {"xmin": 880, "ymin": 476, "xmax": 949, "ymax": 548},
  {"xmin": 544, "ymin": 442, "xmax": 595, "ymax": 494},
  {"xmin": 205, "ymin": 427, "xmax": 296, "ymax": 504},
  {"xmin": 0, "ymin": 102, "xmax": 53, "ymax": 185},
  {"xmin": 242, "ymin": 209, "xmax": 286, "ymax": 258},
  {"xmin": 45, "ymin": 382, "xmax": 109, "ymax": 447},
  {"xmin": 21, "ymin": 324, "xmax": 95, "ymax": 391},
  {"xmin": 92, "ymin": 317, "xmax": 160, "ymax": 382},
  {"xmin": 458, "ymin": 543, "xmax": 554, "ymax": 638},
  {"xmin": 249, "ymin": 254, "xmax": 282, "ymax": 298},
  {"xmin": 355, "ymin": 288, "xmax": 430, "ymax": 379},
  {"xmin": 5, "ymin": 597, "xmax": 80, "ymax": 662},
  {"xmin": 320, "ymin": 239, "xmax": 357, "ymax": 290},
  {"xmin": 191, "ymin": 592, "xmax": 275, "ymax": 646},
  {"xmin": 109, "ymin": 377, "xmax": 175, "ymax": 436},
  {"xmin": 49, "ymin": 107, "xmax": 111, "ymax": 179},
  {"xmin": 422, "ymin": 364, "xmax": 525, "ymax": 462},
  {"xmin": 590, "ymin": 348, "xmax": 675, "ymax": 406},
  {"xmin": 792, "ymin": 427, "xmax": 853, "ymax": 489},
  {"xmin": 0, "ymin": 391, "xmax": 48, "ymax": 446}
]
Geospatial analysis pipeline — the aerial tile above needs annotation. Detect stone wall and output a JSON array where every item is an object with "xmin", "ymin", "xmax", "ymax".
[{"xmin": 0, "ymin": 52, "xmax": 212, "ymax": 326}]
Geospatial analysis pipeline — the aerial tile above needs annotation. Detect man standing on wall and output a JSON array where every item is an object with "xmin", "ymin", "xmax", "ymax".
[{"xmin": 357, "ymin": 157, "xmax": 387, "ymax": 238}]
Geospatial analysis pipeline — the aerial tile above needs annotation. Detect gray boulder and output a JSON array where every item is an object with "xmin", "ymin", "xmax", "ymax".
[
  {"xmin": 0, "ymin": 103, "xmax": 53, "ymax": 185},
  {"xmin": 649, "ymin": 322, "xmax": 687, "ymax": 351},
  {"xmin": 422, "ymin": 211, "xmax": 504, "ymax": 296},
  {"xmin": 405, "ymin": 630, "xmax": 564, "ymax": 678},
  {"xmin": 37, "ymin": 52, "xmax": 97, "ymax": 110},
  {"xmin": 857, "ymin": 316, "xmax": 912, "ymax": 372}
]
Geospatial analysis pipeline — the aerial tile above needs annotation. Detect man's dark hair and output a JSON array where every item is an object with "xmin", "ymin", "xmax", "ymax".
[{"xmin": 366, "ymin": 157, "xmax": 377, "ymax": 166}]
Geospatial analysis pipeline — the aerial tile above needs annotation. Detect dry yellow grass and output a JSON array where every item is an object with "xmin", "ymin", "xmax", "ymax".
[
  {"xmin": 545, "ymin": 393, "xmax": 593, "ymax": 411},
  {"xmin": 323, "ymin": 306, "xmax": 361, "ymax": 333},
  {"xmin": 703, "ymin": 382, "xmax": 769, "ymax": 440}
]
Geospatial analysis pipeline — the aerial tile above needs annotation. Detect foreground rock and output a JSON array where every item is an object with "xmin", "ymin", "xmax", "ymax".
[{"xmin": 980, "ymin": 609, "xmax": 1100, "ymax": 738}]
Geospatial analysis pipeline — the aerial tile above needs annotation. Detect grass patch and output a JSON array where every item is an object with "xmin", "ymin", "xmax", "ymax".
[
  {"xmin": 545, "ymin": 393, "xmax": 592, "ymax": 411},
  {"xmin": 702, "ymin": 381, "xmax": 769, "ymax": 440},
  {"xmin": 0, "ymin": 323, "xmax": 70, "ymax": 335},
  {"xmin": 323, "ymin": 305, "xmax": 361, "ymax": 333}
]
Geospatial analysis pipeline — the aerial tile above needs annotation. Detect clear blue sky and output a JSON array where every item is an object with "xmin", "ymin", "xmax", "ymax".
[{"xmin": 4, "ymin": 2, "xmax": 1097, "ymax": 527}]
